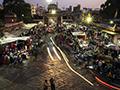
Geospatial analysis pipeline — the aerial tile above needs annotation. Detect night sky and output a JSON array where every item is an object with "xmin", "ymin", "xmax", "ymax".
[{"xmin": 0, "ymin": 0, "xmax": 106, "ymax": 10}]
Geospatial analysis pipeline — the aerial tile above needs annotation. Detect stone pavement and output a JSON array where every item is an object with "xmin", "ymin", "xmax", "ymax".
[{"xmin": 0, "ymin": 33, "xmax": 110, "ymax": 90}]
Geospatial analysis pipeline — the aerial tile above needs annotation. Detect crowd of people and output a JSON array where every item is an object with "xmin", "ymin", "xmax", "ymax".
[
  {"xmin": 53, "ymin": 23, "xmax": 120, "ymax": 83},
  {"xmin": 1, "ymin": 22, "xmax": 120, "ymax": 88},
  {"xmin": 0, "ymin": 24, "xmax": 46, "ymax": 66}
]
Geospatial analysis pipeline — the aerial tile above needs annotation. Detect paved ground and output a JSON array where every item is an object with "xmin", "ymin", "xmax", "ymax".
[{"xmin": 0, "ymin": 33, "xmax": 110, "ymax": 90}]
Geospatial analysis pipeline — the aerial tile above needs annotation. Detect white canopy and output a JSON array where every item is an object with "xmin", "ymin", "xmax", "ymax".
[
  {"xmin": 0, "ymin": 36, "xmax": 31, "ymax": 44},
  {"xmin": 105, "ymin": 43, "xmax": 120, "ymax": 51},
  {"xmin": 22, "ymin": 23, "xmax": 37, "ymax": 30},
  {"xmin": 105, "ymin": 43, "xmax": 115, "ymax": 47},
  {"xmin": 72, "ymin": 32, "xmax": 86, "ymax": 36}
]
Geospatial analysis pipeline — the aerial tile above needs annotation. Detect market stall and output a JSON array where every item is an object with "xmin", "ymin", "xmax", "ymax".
[
  {"xmin": 0, "ymin": 36, "xmax": 31, "ymax": 45},
  {"xmin": 71, "ymin": 31, "xmax": 86, "ymax": 40}
]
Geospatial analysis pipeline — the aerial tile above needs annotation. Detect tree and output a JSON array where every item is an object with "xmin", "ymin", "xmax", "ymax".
[
  {"xmin": 0, "ymin": 19, "xmax": 5, "ymax": 28},
  {"xmin": 0, "ymin": 9, "xmax": 4, "ymax": 22},
  {"xmin": 0, "ymin": 29, "xmax": 4, "ymax": 37},
  {"xmin": 100, "ymin": 0, "xmax": 120, "ymax": 19},
  {"xmin": 3, "ymin": 0, "xmax": 32, "ymax": 23}
]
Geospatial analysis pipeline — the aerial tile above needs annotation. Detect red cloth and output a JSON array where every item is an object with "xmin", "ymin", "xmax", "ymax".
[
  {"xmin": 35, "ymin": 31, "xmax": 37, "ymax": 34},
  {"xmin": 13, "ymin": 45, "xmax": 15, "ymax": 49},
  {"xmin": 10, "ymin": 42, "xmax": 13, "ymax": 45},
  {"xmin": 83, "ymin": 35, "xmax": 85, "ymax": 40},
  {"xmin": 60, "ymin": 35, "xmax": 63, "ymax": 41},
  {"xmin": 9, "ymin": 45, "xmax": 11, "ymax": 48},
  {"xmin": 28, "ymin": 39, "xmax": 32, "ymax": 45}
]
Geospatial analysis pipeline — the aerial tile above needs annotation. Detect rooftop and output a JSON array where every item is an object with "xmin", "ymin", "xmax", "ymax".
[
  {"xmin": 102, "ymin": 30, "xmax": 119, "ymax": 35},
  {"xmin": 5, "ymin": 12, "xmax": 16, "ymax": 15},
  {"xmin": 48, "ymin": 4, "xmax": 57, "ymax": 6}
]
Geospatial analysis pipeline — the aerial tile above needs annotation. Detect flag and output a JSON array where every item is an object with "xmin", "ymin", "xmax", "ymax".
[{"xmin": 114, "ymin": 9, "xmax": 118, "ymax": 18}]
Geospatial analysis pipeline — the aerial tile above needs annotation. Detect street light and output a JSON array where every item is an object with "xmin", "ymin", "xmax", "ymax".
[
  {"xmin": 22, "ymin": 14, "xmax": 24, "ymax": 17},
  {"xmin": 86, "ymin": 17, "xmax": 92, "ymax": 28},
  {"xmin": 46, "ymin": 0, "xmax": 52, "ymax": 3},
  {"xmin": 110, "ymin": 20, "xmax": 114, "ymax": 24},
  {"xmin": 22, "ymin": 14, "xmax": 24, "ymax": 21},
  {"xmin": 87, "ymin": 17, "xmax": 92, "ymax": 23},
  {"xmin": 12, "ymin": 19, "xmax": 14, "ymax": 22},
  {"xmin": 52, "ymin": 10, "xmax": 56, "ymax": 14},
  {"xmin": 110, "ymin": 20, "xmax": 116, "ymax": 31}
]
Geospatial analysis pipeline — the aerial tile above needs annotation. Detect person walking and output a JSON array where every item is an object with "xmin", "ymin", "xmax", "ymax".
[
  {"xmin": 43, "ymin": 80, "xmax": 48, "ymax": 90},
  {"xmin": 50, "ymin": 77, "xmax": 55, "ymax": 90}
]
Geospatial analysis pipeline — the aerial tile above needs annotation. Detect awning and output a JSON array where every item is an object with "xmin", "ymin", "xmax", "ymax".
[
  {"xmin": 102, "ymin": 30, "xmax": 119, "ymax": 35},
  {"xmin": 105, "ymin": 44, "xmax": 120, "ymax": 51},
  {"xmin": 0, "ymin": 36, "xmax": 31, "ymax": 44},
  {"xmin": 72, "ymin": 32, "xmax": 86, "ymax": 36},
  {"xmin": 22, "ymin": 23, "xmax": 37, "ymax": 30}
]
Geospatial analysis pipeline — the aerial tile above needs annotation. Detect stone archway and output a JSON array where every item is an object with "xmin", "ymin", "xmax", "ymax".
[{"xmin": 48, "ymin": 17, "xmax": 57, "ymax": 26}]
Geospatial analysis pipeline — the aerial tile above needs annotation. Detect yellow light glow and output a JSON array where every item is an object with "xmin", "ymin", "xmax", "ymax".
[
  {"xmin": 39, "ymin": 21, "xmax": 43, "ymax": 24},
  {"xmin": 87, "ymin": 17, "xmax": 92, "ymax": 22},
  {"xmin": 47, "ymin": 47, "xmax": 54, "ymax": 60},
  {"xmin": 12, "ymin": 19, "xmax": 14, "ymax": 22},
  {"xmin": 50, "ymin": 37, "xmax": 94, "ymax": 86},
  {"xmin": 110, "ymin": 20, "xmax": 114, "ymax": 24},
  {"xmin": 46, "ymin": 0, "xmax": 52, "ymax": 3},
  {"xmin": 53, "ymin": 47, "xmax": 61, "ymax": 60},
  {"xmin": 51, "ymin": 19, "xmax": 54, "ymax": 23},
  {"xmin": 52, "ymin": 10, "xmax": 56, "ymax": 14},
  {"xmin": 22, "ymin": 14, "xmax": 24, "ymax": 17},
  {"xmin": 50, "ymin": 19, "xmax": 55, "ymax": 24}
]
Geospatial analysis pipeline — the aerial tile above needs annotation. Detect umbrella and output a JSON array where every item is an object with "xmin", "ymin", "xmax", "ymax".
[{"xmin": 109, "ymin": 45, "xmax": 120, "ymax": 51}]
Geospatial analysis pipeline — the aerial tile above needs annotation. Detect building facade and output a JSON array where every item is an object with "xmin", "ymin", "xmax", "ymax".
[
  {"xmin": 36, "ymin": 6, "xmax": 45, "ymax": 16},
  {"xmin": 32, "ymin": 3, "xmax": 73, "ymax": 26},
  {"xmin": 43, "ymin": 4, "xmax": 61, "ymax": 25},
  {"xmin": 5, "ymin": 12, "xmax": 17, "ymax": 23},
  {"xmin": 31, "ymin": 5, "xmax": 36, "ymax": 17},
  {"xmin": 66, "ymin": 6, "xmax": 72, "ymax": 12},
  {"xmin": 72, "ymin": 4, "xmax": 82, "ymax": 23}
]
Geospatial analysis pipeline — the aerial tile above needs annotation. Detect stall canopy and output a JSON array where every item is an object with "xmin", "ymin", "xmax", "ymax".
[
  {"xmin": 102, "ymin": 30, "xmax": 119, "ymax": 35},
  {"xmin": 72, "ymin": 31, "xmax": 86, "ymax": 36},
  {"xmin": 22, "ymin": 23, "xmax": 37, "ymax": 30},
  {"xmin": 109, "ymin": 45, "xmax": 120, "ymax": 51},
  {"xmin": 105, "ymin": 44, "xmax": 120, "ymax": 51},
  {"xmin": 0, "ymin": 36, "xmax": 31, "ymax": 44},
  {"xmin": 72, "ymin": 31, "xmax": 86, "ymax": 40}
]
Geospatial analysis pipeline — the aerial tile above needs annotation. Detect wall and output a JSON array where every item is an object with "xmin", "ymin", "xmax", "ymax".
[{"xmin": 114, "ymin": 34, "xmax": 120, "ymax": 43}]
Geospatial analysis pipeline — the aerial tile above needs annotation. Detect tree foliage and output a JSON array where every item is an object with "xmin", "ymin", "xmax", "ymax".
[
  {"xmin": 100, "ymin": 0, "xmax": 120, "ymax": 19},
  {"xmin": 3, "ymin": 0, "xmax": 32, "ymax": 23},
  {"xmin": 0, "ymin": 19, "xmax": 5, "ymax": 37},
  {"xmin": 0, "ymin": 23, "xmax": 5, "ymax": 28},
  {"xmin": 0, "ymin": 19, "xmax": 5, "ymax": 28},
  {"xmin": 0, "ymin": 10, "xmax": 4, "ymax": 21}
]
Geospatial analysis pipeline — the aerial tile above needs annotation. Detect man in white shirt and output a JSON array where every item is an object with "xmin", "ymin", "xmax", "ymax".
[{"xmin": 98, "ymin": 60, "xmax": 102, "ymax": 67}]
